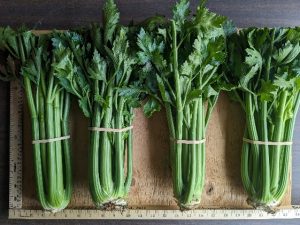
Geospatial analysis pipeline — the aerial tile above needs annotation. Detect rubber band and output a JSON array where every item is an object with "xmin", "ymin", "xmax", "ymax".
[
  {"xmin": 32, "ymin": 135, "xmax": 71, "ymax": 144},
  {"xmin": 170, "ymin": 137, "xmax": 206, "ymax": 145},
  {"xmin": 88, "ymin": 126, "xmax": 133, "ymax": 133},
  {"xmin": 243, "ymin": 138, "xmax": 293, "ymax": 146}
]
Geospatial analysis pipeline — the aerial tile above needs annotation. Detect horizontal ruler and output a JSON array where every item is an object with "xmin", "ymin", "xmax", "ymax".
[{"xmin": 8, "ymin": 207, "xmax": 300, "ymax": 220}]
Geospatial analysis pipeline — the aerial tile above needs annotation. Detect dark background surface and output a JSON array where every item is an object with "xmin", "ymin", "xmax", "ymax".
[{"xmin": 1, "ymin": 0, "xmax": 300, "ymax": 224}]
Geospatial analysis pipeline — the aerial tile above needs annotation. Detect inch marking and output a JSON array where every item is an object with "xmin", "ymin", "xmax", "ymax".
[
  {"xmin": 9, "ymin": 80, "xmax": 23, "ymax": 209},
  {"xmin": 8, "ymin": 207, "xmax": 300, "ymax": 220}
]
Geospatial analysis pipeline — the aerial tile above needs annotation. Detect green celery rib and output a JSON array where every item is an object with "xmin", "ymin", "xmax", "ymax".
[
  {"xmin": 270, "ymin": 91, "xmax": 287, "ymax": 193},
  {"xmin": 165, "ymin": 104, "xmax": 175, "ymax": 183},
  {"xmin": 244, "ymin": 93, "xmax": 259, "ymax": 196},
  {"xmin": 45, "ymin": 74, "xmax": 57, "ymax": 208},
  {"xmin": 124, "ymin": 119, "xmax": 133, "ymax": 194},
  {"xmin": 54, "ymin": 92, "xmax": 64, "ymax": 204},
  {"xmin": 198, "ymin": 97, "xmax": 205, "ymax": 201},
  {"xmin": 181, "ymin": 124, "xmax": 189, "ymax": 186},
  {"xmin": 260, "ymin": 101, "xmax": 271, "ymax": 203},
  {"xmin": 171, "ymin": 20, "xmax": 184, "ymax": 200},
  {"xmin": 182, "ymin": 106, "xmax": 190, "ymax": 186},
  {"xmin": 241, "ymin": 139, "xmax": 253, "ymax": 195},
  {"xmin": 89, "ymin": 103, "xmax": 103, "ymax": 204},
  {"xmin": 38, "ymin": 85, "xmax": 48, "ymax": 190},
  {"xmin": 89, "ymin": 80, "xmax": 103, "ymax": 204},
  {"xmin": 61, "ymin": 92, "xmax": 72, "ymax": 208},
  {"xmin": 46, "ymin": 96, "xmax": 57, "ymax": 207},
  {"xmin": 100, "ymin": 87, "xmax": 114, "ymax": 200},
  {"xmin": 114, "ymin": 97, "xmax": 125, "ymax": 197}
]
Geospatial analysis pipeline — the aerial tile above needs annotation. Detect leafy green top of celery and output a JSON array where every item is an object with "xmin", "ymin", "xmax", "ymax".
[
  {"xmin": 0, "ymin": 27, "xmax": 33, "ymax": 81},
  {"xmin": 52, "ymin": 0, "xmax": 138, "ymax": 119},
  {"xmin": 0, "ymin": 27, "xmax": 63, "ymax": 102},
  {"xmin": 227, "ymin": 28, "xmax": 300, "ymax": 119},
  {"xmin": 128, "ymin": 0, "xmax": 229, "ymax": 120}
]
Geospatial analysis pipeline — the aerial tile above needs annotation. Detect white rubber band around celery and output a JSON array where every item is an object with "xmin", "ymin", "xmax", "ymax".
[
  {"xmin": 170, "ymin": 138, "xmax": 206, "ymax": 145},
  {"xmin": 88, "ymin": 126, "xmax": 133, "ymax": 133},
  {"xmin": 32, "ymin": 135, "xmax": 71, "ymax": 144},
  {"xmin": 243, "ymin": 138, "xmax": 293, "ymax": 146}
]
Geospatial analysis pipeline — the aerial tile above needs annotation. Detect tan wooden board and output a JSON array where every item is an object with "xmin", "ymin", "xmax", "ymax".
[{"xmin": 20, "ymin": 92, "xmax": 291, "ymax": 210}]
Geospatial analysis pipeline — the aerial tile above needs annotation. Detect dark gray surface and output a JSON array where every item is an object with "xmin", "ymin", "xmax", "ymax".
[
  {"xmin": 1, "ymin": 0, "xmax": 300, "ymax": 224},
  {"xmin": 1, "ymin": 0, "xmax": 300, "ymax": 29}
]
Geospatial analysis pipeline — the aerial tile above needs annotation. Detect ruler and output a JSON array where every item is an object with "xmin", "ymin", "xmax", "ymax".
[
  {"xmin": 9, "ymin": 80, "xmax": 23, "ymax": 209},
  {"xmin": 8, "ymin": 78, "xmax": 300, "ymax": 220},
  {"xmin": 8, "ymin": 207, "xmax": 300, "ymax": 220}
]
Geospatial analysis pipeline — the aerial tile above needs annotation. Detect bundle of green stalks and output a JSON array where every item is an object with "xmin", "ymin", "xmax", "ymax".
[
  {"xmin": 227, "ymin": 27, "xmax": 300, "ymax": 210},
  {"xmin": 0, "ymin": 28, "xmax": 72, "ymax": 212},
  {"xmin": 131, "ymin": 0, "xmax": 229, "ymax": 209},
  {"xmin": 51, "ymin": 0, "xmax": 138, "ymax": 208}
]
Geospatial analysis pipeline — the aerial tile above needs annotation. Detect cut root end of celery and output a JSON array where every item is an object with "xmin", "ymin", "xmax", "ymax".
[
  {"xmin": 47, "ymin": 207, "xmax": 66, "ymax": 214},
  {"xmin": 178, "ymin": 200, "xmax": 201, "ymax": 210},
  {"xmin": 95, "ymin": 198, "xmax": 128, "ymax": 210},
  {"xmin": 247, "ymin": 198, "xmax": 281, "ymax": 213}
]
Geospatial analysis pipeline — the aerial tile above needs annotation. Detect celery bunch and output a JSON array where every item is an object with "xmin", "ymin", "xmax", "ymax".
[
  {"xmin": 133, "ymin": 0, "xmax": 228, "ymax": 208},
  {"xmin": 0, "ymin": 28, "xmax": 72, "ymax": 211},
  {"xmin": 51, "ymin": 0, "xmax": 137, "ymax": 207},
  {"xmin": 227, "ymin": 28, "xmax": 300, "ymax": 209}
]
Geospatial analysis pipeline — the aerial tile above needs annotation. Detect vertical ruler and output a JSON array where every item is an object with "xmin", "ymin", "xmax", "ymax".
[{"xmin": 9, "ymin": 80, "xmax": 23, "ymax": 209}]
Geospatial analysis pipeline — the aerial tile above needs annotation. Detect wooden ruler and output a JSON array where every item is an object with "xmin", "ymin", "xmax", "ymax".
[
  {"xmin": 9, "ymin": 80, "xmax": 23, "ymax": 209},
  {"xmin": 8, "ymin": 80, "xmax": 300, "ymax": 220},
  {"xmin": 8, "ymin": 207, "xmax": 300, "ymax": 220}
]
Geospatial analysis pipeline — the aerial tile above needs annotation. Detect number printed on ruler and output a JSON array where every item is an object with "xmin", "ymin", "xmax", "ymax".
[{"xmin": 9, "ymin": 80, "xmax": 23, "ymax": 209}]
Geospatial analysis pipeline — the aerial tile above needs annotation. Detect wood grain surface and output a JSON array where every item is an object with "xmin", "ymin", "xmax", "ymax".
[{"xmin": 1, "ymin": 0, "xmax": 300, "ymax": 224}]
